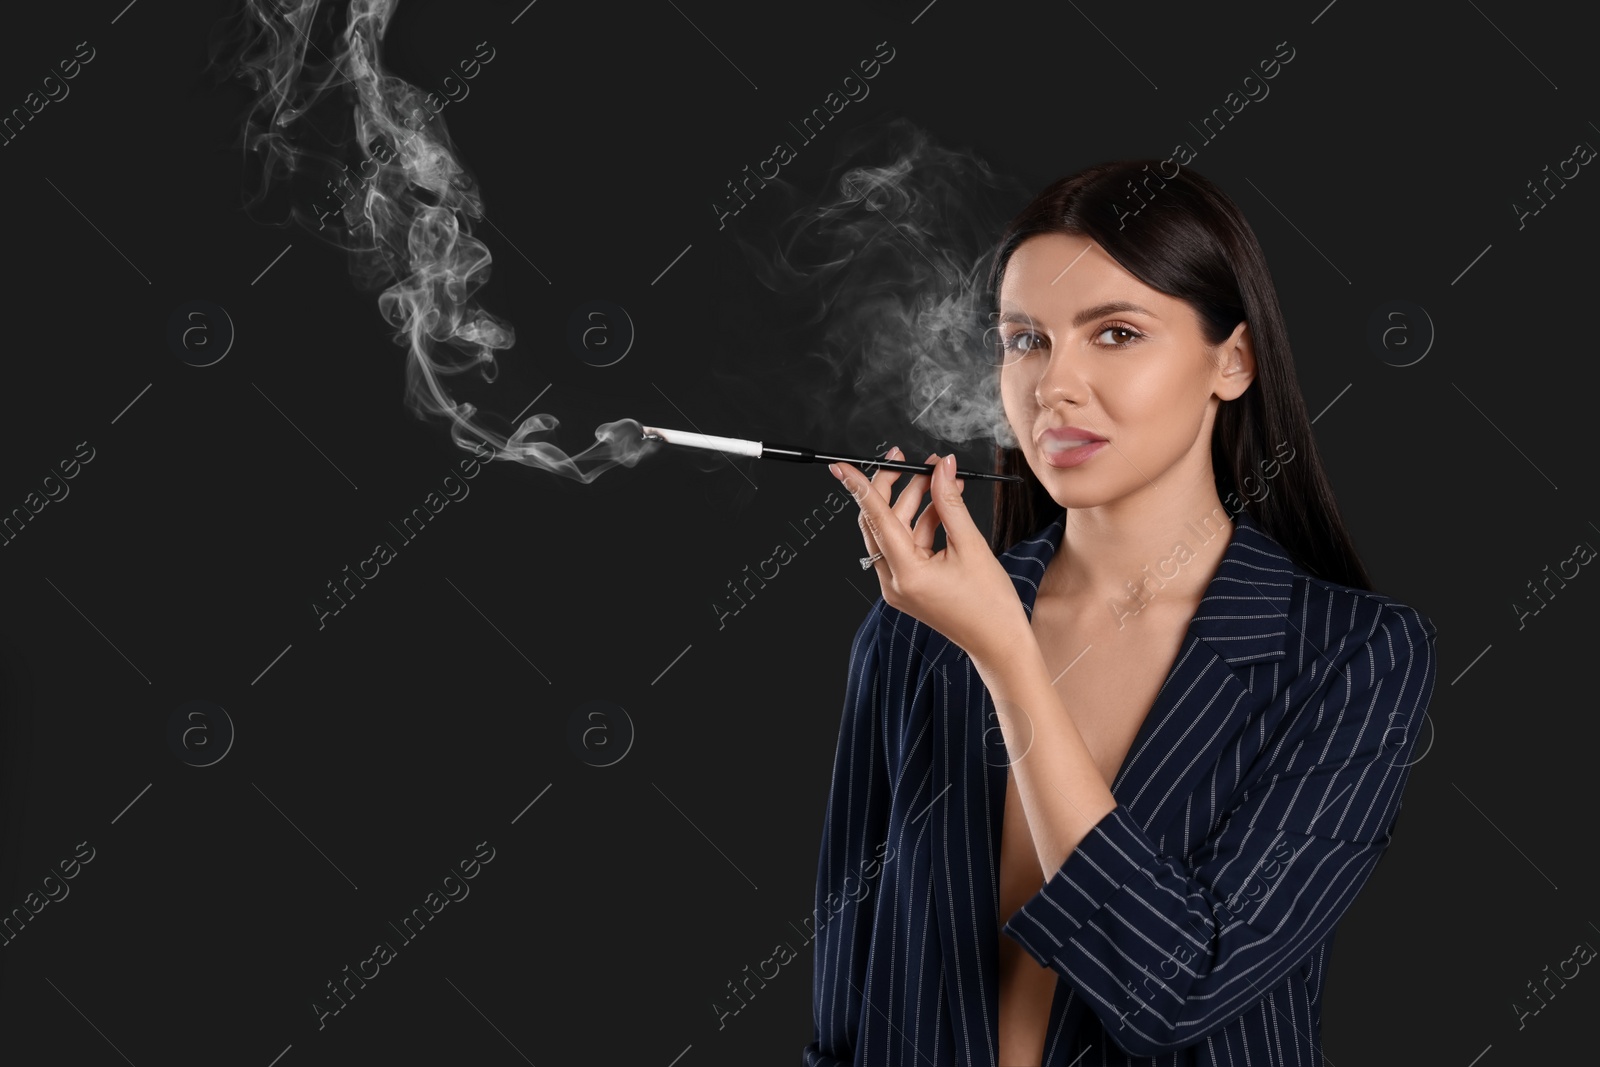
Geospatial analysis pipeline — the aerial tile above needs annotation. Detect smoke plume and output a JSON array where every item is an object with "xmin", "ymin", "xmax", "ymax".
[
  {"xmin": 731, "ymin": 118, "xmax": 1031, "ymax": 452},
  {"xmin": 219, "ymin": 0, "xmax": 659, "ymax": 481}
]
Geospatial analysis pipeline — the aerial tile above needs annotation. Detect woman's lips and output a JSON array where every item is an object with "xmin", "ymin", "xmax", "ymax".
[{"xmin": 1040, "ymin": 437, "xmax": 1108, "ymax": 468}]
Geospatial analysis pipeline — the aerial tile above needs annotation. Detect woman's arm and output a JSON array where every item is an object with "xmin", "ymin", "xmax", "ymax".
[
  {"xmin": 972, "ymin": 601, "xmax": 1438, "ymax": 1056},
  {"xmin": 969, "ymin": 619, "xmax": 1119, "ymax": 877}
]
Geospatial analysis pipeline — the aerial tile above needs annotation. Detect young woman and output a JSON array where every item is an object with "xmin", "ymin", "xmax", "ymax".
[{"xmin": 805, "ymin": 161, "xmax": 1438, "ymax": 1066}]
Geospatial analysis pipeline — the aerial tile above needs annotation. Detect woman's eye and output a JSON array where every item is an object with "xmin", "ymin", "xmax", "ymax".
[
  {"xmin": 1003, "ymin": 331, "xmax": 1044, "ymax": 354},
  {"xmin": 1095, "ymin": 325, "xmax": 1140, "ymax": 346}
]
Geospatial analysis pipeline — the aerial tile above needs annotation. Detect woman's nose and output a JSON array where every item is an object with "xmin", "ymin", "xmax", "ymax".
[{"xmin": 1034, "ymin": 352, "xmax": 1086, "ymax": 408}]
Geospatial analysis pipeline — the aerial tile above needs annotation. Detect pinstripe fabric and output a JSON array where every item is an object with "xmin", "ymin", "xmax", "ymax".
[{"xmin": 805, "ymin": 508, "xmax": 1438, "ymax": 1066}]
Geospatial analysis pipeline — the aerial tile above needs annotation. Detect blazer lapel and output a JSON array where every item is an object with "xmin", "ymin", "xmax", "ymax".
[{"xmin": 1107, "ymin": 509, "xmax": 1299, "ymax": 838}]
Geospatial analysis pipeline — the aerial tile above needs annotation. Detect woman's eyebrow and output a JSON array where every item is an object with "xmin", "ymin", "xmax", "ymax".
[{"xmin": 998, "ymin": 300, "xmax": 1159, "ymax": 329}]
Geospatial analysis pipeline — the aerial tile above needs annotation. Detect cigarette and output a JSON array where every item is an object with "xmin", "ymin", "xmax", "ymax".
[{"xmin": 639, "ymin": 425, "xmax": 1025, "ymax": 483}]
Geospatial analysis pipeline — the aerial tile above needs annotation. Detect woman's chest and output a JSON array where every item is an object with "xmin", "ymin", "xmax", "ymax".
[
  {"xmin": 1028, "ymin": 594, "xmax": 1195, "ymax": 787},
  {"xmin": 995, "ymin": 597, "xmax": 1195, "ymax": 909}
]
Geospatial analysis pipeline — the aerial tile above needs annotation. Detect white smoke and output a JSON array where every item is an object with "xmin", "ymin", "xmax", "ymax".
[
  {"xmin": 731, "ymin": 118, "xmax": 1030, "ymax": 451},
  {"xmin": 221, "ymin": 0, "xmax": 660, "ymax": 481}
]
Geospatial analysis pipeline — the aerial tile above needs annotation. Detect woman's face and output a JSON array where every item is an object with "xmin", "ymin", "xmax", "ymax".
[{"xmin": 996, "ymin": 232, "xmax": 1253, "ymax": 511}]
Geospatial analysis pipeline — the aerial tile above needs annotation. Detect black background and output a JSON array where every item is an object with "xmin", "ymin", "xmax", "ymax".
[{"xmin": 0, "ymin": 0, "xmax": 1595, "ymax": 1063}]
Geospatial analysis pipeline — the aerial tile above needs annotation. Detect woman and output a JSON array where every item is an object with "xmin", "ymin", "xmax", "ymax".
[{"xmin": 805, "ymin": 161, "xmax": 1438, "ymax": 1066}]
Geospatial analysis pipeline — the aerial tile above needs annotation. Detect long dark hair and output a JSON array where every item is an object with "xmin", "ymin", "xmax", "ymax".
[{"xmin": 984, "ymin": 160, "xmax": 1372, "ymax": 591}]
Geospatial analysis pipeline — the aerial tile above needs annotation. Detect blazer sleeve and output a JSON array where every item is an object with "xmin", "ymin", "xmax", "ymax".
[
  {"xmin": 1000, "ymin": 601, "xmax": 1438, "ymax": 1056},
  {"xmin": 804, "ymin": 599, "xmax": 894, "ymax": 1067}
]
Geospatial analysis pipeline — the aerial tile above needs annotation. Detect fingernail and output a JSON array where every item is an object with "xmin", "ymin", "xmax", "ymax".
[
  {"xmin": 944, "ymin": 454, "xmax": 956, "ymax": 474},
  {"xmin": 888, "ymin": 446, "xmax": 903, "ymax": 460},
  {"xmin": 829, "ymin": 463, "xmax": 842, "ymax": 480}
]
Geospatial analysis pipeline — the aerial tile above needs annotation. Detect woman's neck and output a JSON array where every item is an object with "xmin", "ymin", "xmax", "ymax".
[{"xmin": 1038, "ymin": 491, "xmax": 1236, "ymax": 613}]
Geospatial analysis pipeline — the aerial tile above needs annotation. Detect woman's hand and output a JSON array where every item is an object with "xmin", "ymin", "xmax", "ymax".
[{"xmin": 832, "ymin": 447, "xmax": 1032, "ymax": 668}]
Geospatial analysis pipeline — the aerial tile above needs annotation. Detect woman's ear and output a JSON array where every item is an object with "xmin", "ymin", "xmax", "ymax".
[{"xmin": 1213, "ymin": 321, "xmax": 1256, "ymax": 402}]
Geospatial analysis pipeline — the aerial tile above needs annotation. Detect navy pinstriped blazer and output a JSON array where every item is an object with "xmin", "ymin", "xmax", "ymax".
[{"xmin": 805, "ymin": 507, "xmax": 1438, "ymax": 1066}]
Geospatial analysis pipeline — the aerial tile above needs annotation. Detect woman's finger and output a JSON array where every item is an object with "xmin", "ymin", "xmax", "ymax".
[
  {"xmin": 892, "ymin": 452, "xmax": 937, "ymax": 529},
  {"xmin": 927, "ymin": 452, "xmax": 981, "ymax": 555},
  {"xmin": 911, "ymin": 498, "xmax": 943, "ymax": 553},
  {"xmin": 848, "ymin": 447, "xmax": 900, "ymax": 558},
  {"xmin": 868, "ymin": 445, "xmax": 904, "ymax": 504},
  {"xmin": 832, "ymin": 460, "xmax": 916, "ymax": 576}
]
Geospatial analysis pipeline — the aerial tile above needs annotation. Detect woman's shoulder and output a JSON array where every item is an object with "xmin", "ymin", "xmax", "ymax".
[
  {"xmin": 1241, "ymin": 514, "xmax": 1438, "ymax": 646},
  {"xmin": 1304, "ymin": 571, "xmax": 1436, "ymax": 634},
  {"xmin": 1289, "ymin": 570, "xmax": 1439, "ymax": 665}
]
